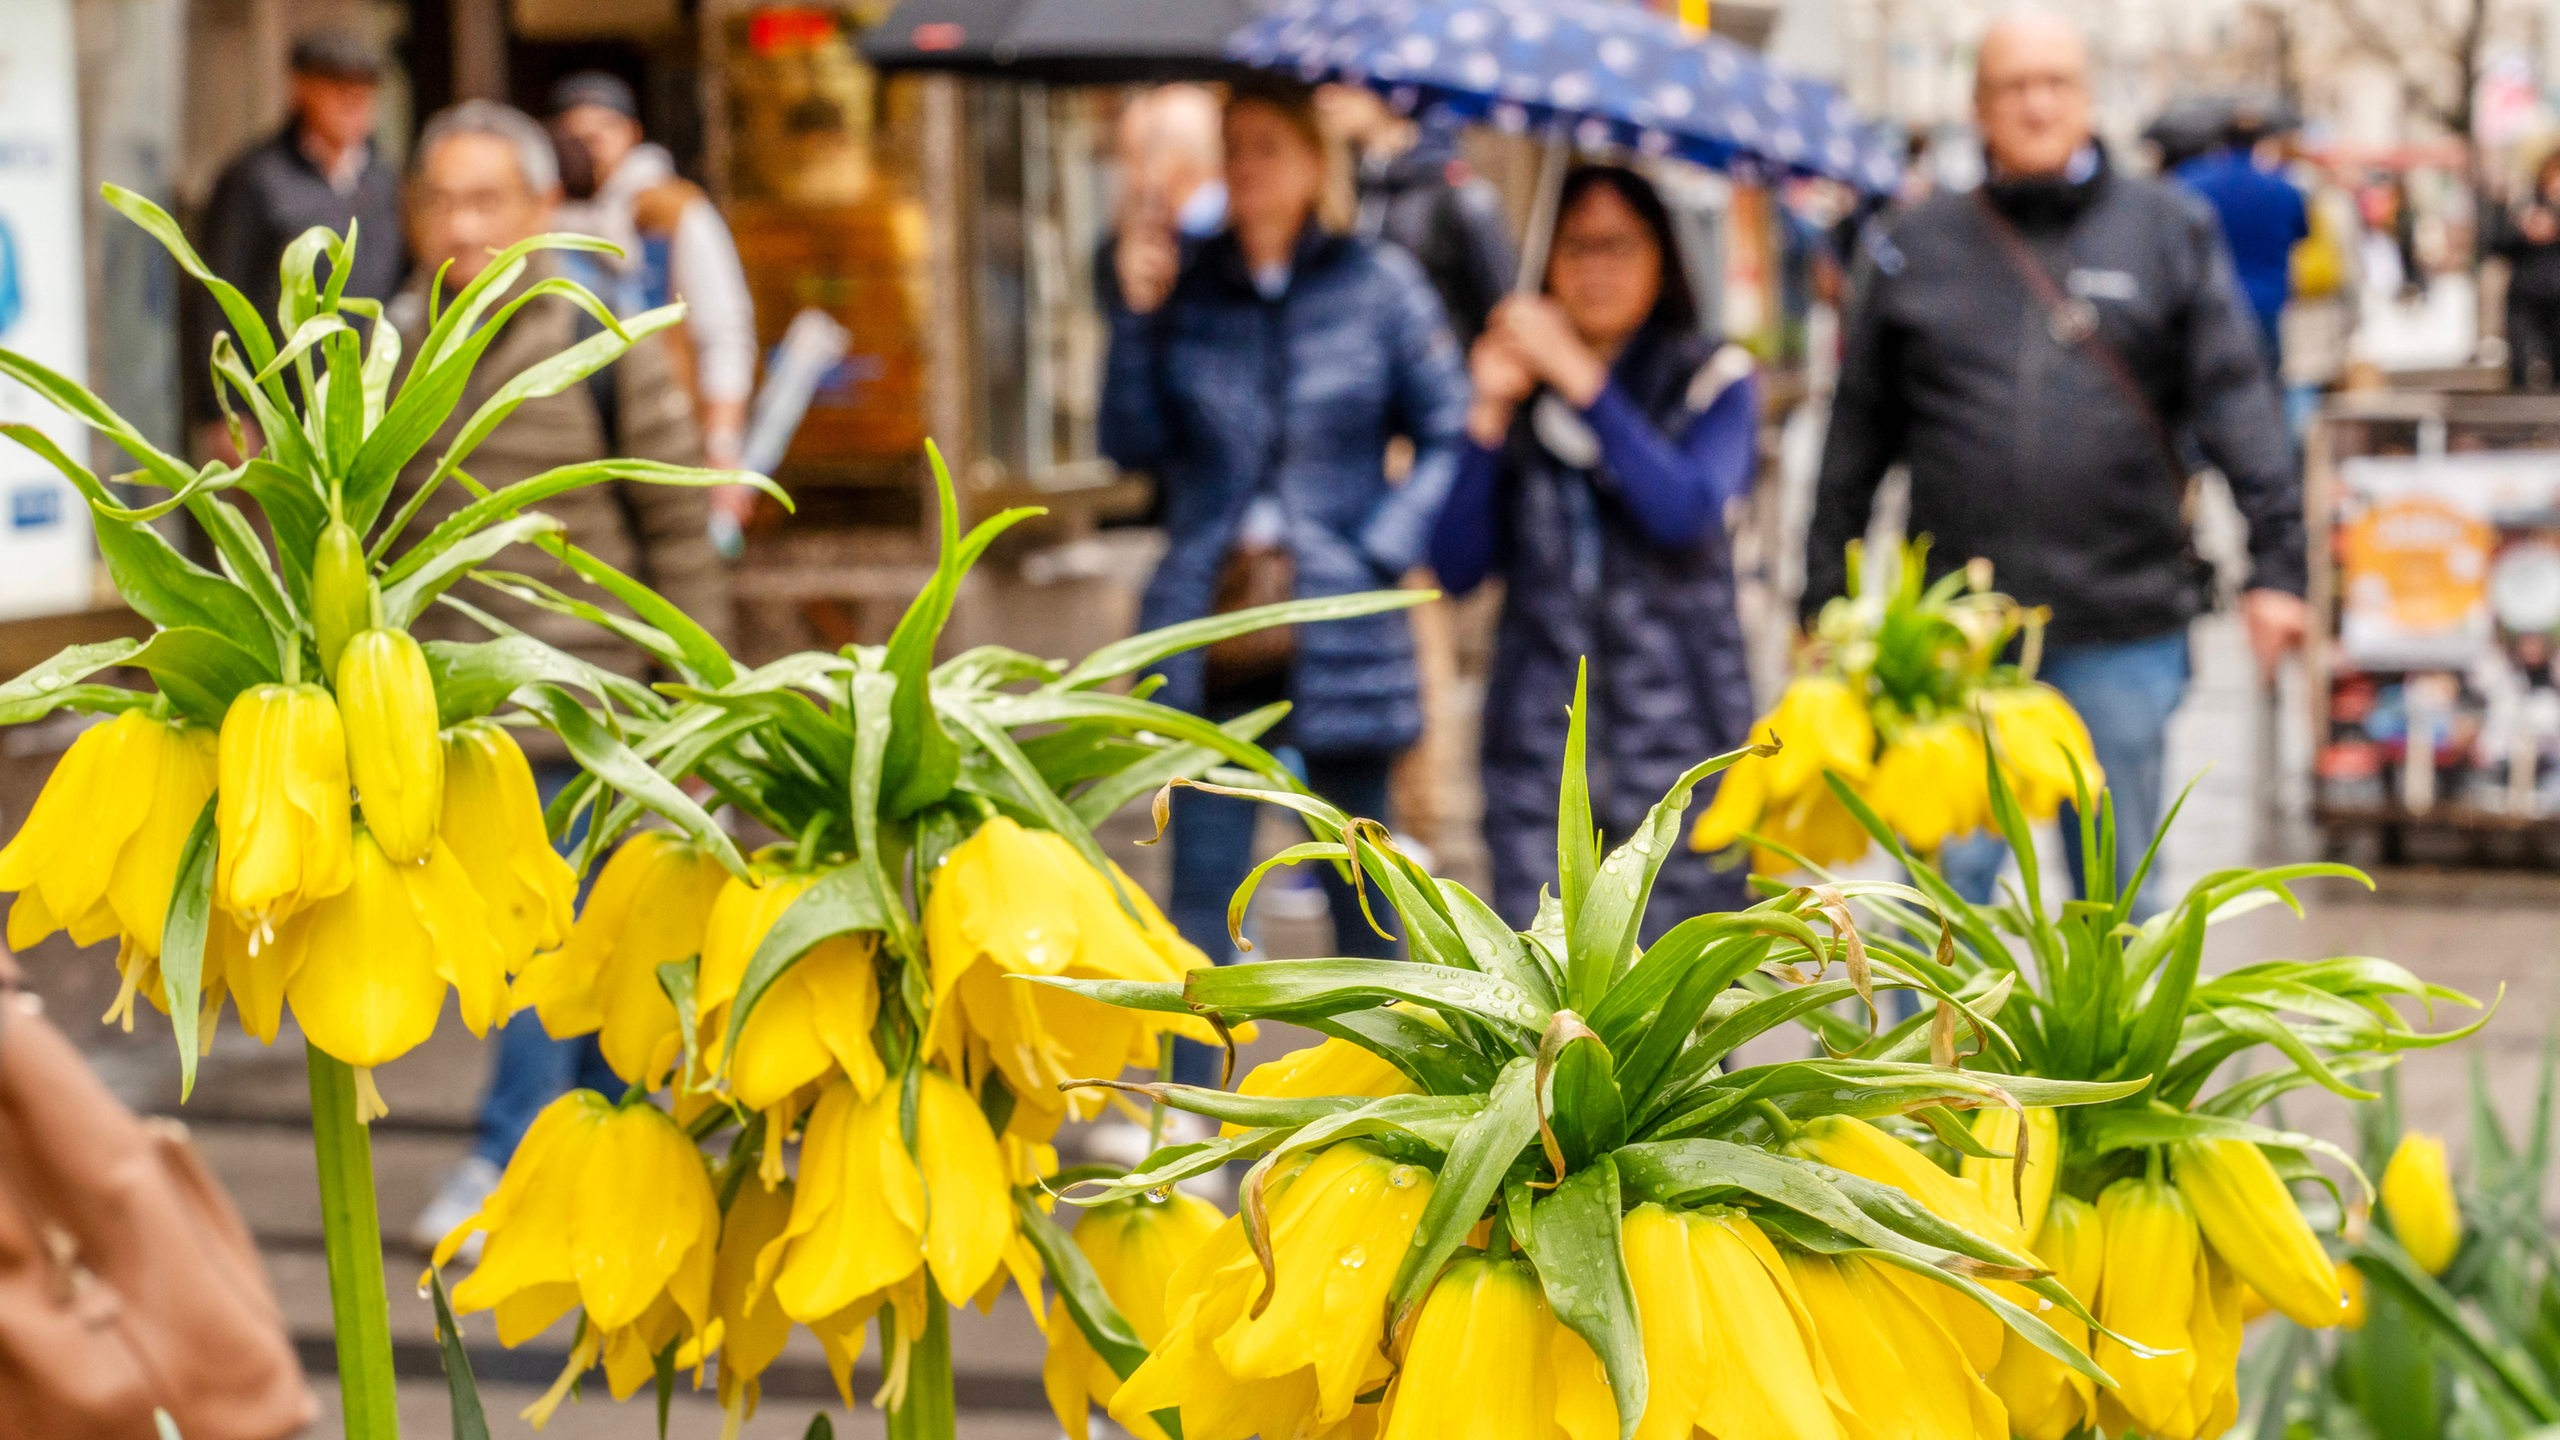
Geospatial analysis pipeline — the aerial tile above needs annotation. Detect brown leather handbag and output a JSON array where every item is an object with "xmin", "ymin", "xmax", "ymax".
[
  {"xmin": 0, "ymin": 954, "xmax": 313, "ymax": 1440},
  {"xmin": 1202, "ymin": 542, "xmax": 1299, "ymax": 691}
]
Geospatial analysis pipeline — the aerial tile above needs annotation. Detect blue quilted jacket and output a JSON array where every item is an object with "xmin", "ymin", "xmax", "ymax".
[{"xmin": 1100, "ymin": 225, "xmax": 1470, "ymax": 757}]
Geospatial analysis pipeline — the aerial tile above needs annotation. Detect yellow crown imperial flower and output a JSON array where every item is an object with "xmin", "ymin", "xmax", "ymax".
[
  {"xmin": 1378, "ymin": 1254, "xmax": 1559, "ymax": 1440},
  {"xmin": 1964, "ymin": 1105, "xmax": 2061, "ymax": 1244},
  {"xmin": 215, "ymin": 683, "xmax": 354, "ymax": 940},
  {"xmin": 439, "ymin": 721, "xmax": 575, "ymax": 969},
  {"xmin": 924, "ymin": 817, "xmax": 1224, "ymax": 1139},
  {"xmin": 687, "ymin": 1173, "xmax": 796, "ymax": 1430},
  {"xmin": 1868, "ymin": 718, "xmax": 1991, "ymax": 855},
  {"xmin": 1043, "ymin": 1190, "xmax": 1223, "ymax": 1440},
  {"xmin": 2172, "ymin": 1137, "xmax": 2347, "ymax": 1327},
  {"xmin": 1692, "ymin": 676, "xmax": 1878, "ymax": 865},
  {"xmin": 1783, "ymin": 1249, "xmax": 2008, "ymax": 1440},
  {"xmin": 1112, "ymin": 1142, "xmax": 1434, "ymax": 1440},
  {"xmin": 1978, "ymin": 684, "xmax": 2102, "ymax": 821},
  {"xmin": 436, "ymin": 1091, "xmax": 718, "ymax": 1424},
  {"xmin": 1987, "ymin": 1193, "xmax": 2103, "ymax": 1440},
  {"xmin": 696, "ymin": 867, "xmax": 886, "ymax": 1113},
  {"xmin": 512, "ymin": 832, "xmax": 728, "ymax": 1090},
  {"xmin": 2092, "ymin": 1173, "xmax": 2204, "ymax": 1439},
  {"xmin": 1789, "ymin": 1114, "xmax": 2023, "ymax": 1372},
  {"xmin": 1609, "ymin": 1203, "xmax": 1852, "ymax": 1440},
  {"xmin": 246, "ymin": 828, "xmax": 508, "ymax": 1077},
  {"xmin": 773, "ymin": 1078, "xmax": 927, "ymax": 1327},
  {"xmin": 337, "ymin": 628, "xmax": 442, "ymax": 864},
  {"xmin": 0, "ymin": 710, "xmax": 215, "ymax": 997},
  {"xmin": 1763, "ymin": 675, "xmax": 1877, "ymax": 796},
  {"xmin": 2380, "ymin": 1131, "xmax": 2462, "ymax": 1275}
]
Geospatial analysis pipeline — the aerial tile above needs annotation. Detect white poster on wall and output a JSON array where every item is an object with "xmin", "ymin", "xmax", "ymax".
[{"xmin": 0, "ymin": 0, "xmax": 89, "ymax": 620}]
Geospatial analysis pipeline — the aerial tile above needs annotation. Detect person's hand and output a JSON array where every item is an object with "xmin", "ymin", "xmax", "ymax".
[
  {"xmin": 1493, "ymin": 296, "xmax": 1607, "ymax": 408},
  {"xmin": 1466, "ymin": 327, "xmax": 1535, "ymax": 446},
  {"xmin": 1115, "ymin": 220, "xmax": 1179, "ymax": 316},
  {"xmin": 2242, "ymin": 588, "xmax": 2310, "ymax": 676}
]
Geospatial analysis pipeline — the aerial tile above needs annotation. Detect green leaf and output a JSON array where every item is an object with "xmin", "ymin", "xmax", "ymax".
[
  {"xmin": 1438, "ymin": 878, "xmax": 1560, "ymax": 1010},
  {"xmin": 1067, "ymin": 703, "xmax": 1289, "ymax": 829},
  {"xmin": 847, "ymin": 669, "xmax": 919, "ymax": 961},
  {"xmin": 422, "ymin": 635, "xmax": 657, "ymax": 726},
  {"xmin": 1183, "ymin": 959, "xmax": 1548, "ymax": 1037},
  {"xmin": 1521, "ymin": 1155, "xmax": 1645, "ymax": 1440},
  {"xmin": 1307, "ymin": 1006, "xmax": 1501, "ymax": 1094},
  {"xmin": 1557, "ymin": 663, "xmax": 1597, "ymax": 944},
  {"xmin": 526, "ymin": 684, "xmax": 746, "ymax": 877},
  {"xmin": 2082, "ymin": 1107, "xmax": 2372, "ymax": 1201},
  {"xmin": 186, "ymin": 494, "xmax": 299, "ymax": 642},
  {"xmin": 412, "ymin": 302, "xmax": 685, "ymax": 498},
  {"xmin": 130, "ymin": 626, "xmax": 274, "ymax": 724},
  {"xmin": 1388, "ymin": 1059, "xmax": 1541, "ymax": 1331},
  {"xmin": 529, "ymin": 535, "xmax": 740, "ymax": 689},
  {"xmin": 1061, "ymin": 1127, "xmax": 1286, "ymax": 1205},
  {"xmin": 385, "ymin": 457, "xmax": 785, "ymax": 594},
  {"xmin": 381, "ymin": 514, "xmax": 563, "ymax": 628},
  {"xmin": 103, "ymin": 184, "xmax": 279, "ymax": 375},
  {"xmin": 883, "ymin": 445, "xmax": 1041, "ymax": 817},
  {"xmin": 1054, "ymin": 588, "xmax": 1434, "ymax": 689},
  {"xmin": 425, "ymin": 1269, "xmax": 494, "ymax": 1440},
  {"xmin": 0, "ymin": 347, "xmax": 198, "ymax": 491},
  {"xmin": 719, "ymin": 864, "xmax": 888, "ymax": 1075},
  {"xmin": 0, "ymin": 640, "xmax": 144, "ymax": 725},
  {"xmin": 1568, "ymin": 743, "xmax": 1766, "ymax": 1010},
  {"xmin": 2353, "ymin": 1240, "xmax": 2560, "ymax": 1424},
  {"xmin": 655, "ymin": 958, "xmax": 705, "ymax": 1096},
  {"xmin": 156, "ymin": 799, "xmax": 217, "ymax": 1102},
  {"xmin": 1012, "ymin": 1193, "xmax": 1151, "ymax": 1379}
]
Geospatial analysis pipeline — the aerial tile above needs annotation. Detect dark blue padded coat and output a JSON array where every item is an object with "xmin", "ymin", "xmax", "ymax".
[{"xmin": 1100, "ymin": 225, "xmax": 1470, "ymax": 758}]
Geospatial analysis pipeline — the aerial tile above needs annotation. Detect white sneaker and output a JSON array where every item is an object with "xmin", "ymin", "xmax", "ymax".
[
  {"xmin": 1257, "ymin": 865, "xmax": 1330, "ymax": 921},
  {"xmin": 410, "ymin": 1155, "xmax": 501, "ymax": 1262}
]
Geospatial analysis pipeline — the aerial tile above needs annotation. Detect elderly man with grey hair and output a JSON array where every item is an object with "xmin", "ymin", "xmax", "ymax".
[{"xmin": 400, "ymin": 99, "xmax": 735, "ymax": 1252}]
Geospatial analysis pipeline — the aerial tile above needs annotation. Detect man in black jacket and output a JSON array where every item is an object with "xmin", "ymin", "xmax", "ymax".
[
  {"xmin": 186, "ymin": 29, "xmax": 403, "ymax": 457},
  {"xmin": 1806, "ymin": 14, "xmax": 2307, "ymax": 909}
]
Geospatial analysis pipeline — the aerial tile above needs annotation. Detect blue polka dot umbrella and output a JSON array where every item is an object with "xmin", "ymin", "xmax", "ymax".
[{"xmin": 1228, "ymin": 0, "xmax": 1902, "ymax": 198}]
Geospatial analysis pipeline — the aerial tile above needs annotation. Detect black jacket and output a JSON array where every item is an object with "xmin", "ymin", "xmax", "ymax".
[
  {"xmin": 186, "ymin": 124, "xmax": 405, "ymax": 421},
  {"xmin": 1355, "ymin": 134, "xmax": 1516, "ymax": 350},
  {"xmin": 1807, "ymin": 151, "xmax": 2305, "ymax": 645},
  {"xmin": 2492, "ymin": 205, "xmax": 2560, "ymax": 305}
]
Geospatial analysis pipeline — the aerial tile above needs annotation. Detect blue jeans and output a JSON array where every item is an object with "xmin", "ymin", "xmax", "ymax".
[
  {"xmin": 472, "ymin": 762, "xmax": 612, "ymax": 1166},
  {"xmin": 1168, "ymin": 749, "xmax": 1399, "ymax": 1088},
  {"xmin": 1941, "ymin": 630, "xmax": 2191, "ymax": 920}
]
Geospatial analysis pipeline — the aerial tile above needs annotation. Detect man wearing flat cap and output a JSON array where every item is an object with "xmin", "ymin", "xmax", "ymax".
[{"xmin": 187, "ymin": 27, "xmax": 405, "ymax": 457}]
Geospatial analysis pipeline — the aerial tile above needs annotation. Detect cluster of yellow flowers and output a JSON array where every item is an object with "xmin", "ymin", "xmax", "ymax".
[
  {"xmin": 1692, "ymin": 674, "xmax": 2099, "ymax": 870},
  {"xmin": 431, "ymin": 814, "xmax": 1227, "ymax": 1429},
  {"xmin": 0, "ymin": 643, "xmax": 573, "ymax": 1106}
]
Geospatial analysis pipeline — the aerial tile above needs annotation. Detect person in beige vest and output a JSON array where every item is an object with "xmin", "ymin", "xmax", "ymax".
[{"xmin": 393, "ymin": 99, "xmax": 734, "ymax": 1253}]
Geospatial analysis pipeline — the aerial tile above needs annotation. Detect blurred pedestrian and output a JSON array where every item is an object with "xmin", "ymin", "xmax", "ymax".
[
  {"xmin": 2174, "ymin": 117, "xmax": 2307, "ymax": 379},
  {"xmin": 1807, "ymin": 14, "xmax": 2306, "ymax": 913},
  {"xmin": 1321, "ymin": 86, "xmax": 1516, "ymax": 347},
  {"xmin": 397, "ymin": 100, "xmax": 733, "ymax": 1252},
  {"xmin": 1432, "ymin": 165, "xmax": 1759, "ymax": 935},
  {"xmin": 2494, "ymin": 151, "xmax": 2560, "ymax": 390},
  {"xmin": 1100, "ymin": 78, "xmax": 1467, "ymax": 1085},
  {"xmin": 187, "ymin": 28, "xmax": 402, "ymax": 461},
  {"xmin": 550, "ymin": 72, "xmax": 758, "ymax": 521}
]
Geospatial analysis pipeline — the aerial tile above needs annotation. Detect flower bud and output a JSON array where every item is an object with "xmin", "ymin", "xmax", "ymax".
[
  {"xmin": 2172, "ymin": 1137, "xmax": 2347, "ymax": 1327},
  {"xmin": 216, "ymin": 682, "xmax": 354, "ymax": 937},
  {"xmin": 2380, "ymin": 1132, "xmax": 2462, "ymax": 1275},
  {"xmin": 337, "ymin": 628, "xmax": 444, "ymax": 863},
  {"xmin": 311, "ymin": 517, "xmax": 374, "ymax": 682}
]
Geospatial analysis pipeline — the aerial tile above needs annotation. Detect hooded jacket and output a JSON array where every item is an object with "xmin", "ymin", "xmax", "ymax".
[
  {"xmin": 1100, "ymin": 225, "xmax": 1469, "ymax": 758},
  {"xmin": 1807, "ymin": 148, "xmax": 2305, "ymax": 645}
]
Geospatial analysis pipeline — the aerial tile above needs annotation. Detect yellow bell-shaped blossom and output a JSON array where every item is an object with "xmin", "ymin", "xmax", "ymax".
[
  {"xmin": 1378, "ymin": 1254, "xmax": 1557, "ymax": 1440},
  {"xmin": 1785, "ymin": 1249, "xmax": 2007, "ymax": 1440},
  {"xmin": 2380, "ymin": 1131, "xmax": 2462, "ymax": 1275},
  {"xmin": 256, "ymin": 827, "xmax": 507, "ymax": 1071},
  {"xmin": 2179, "ymin": 1245, "xmax": 2246, "ymax": 1440},
  {"xmin": 914, "ymin": 1066, "xmax": 1018, "ymax": 1306},
  {"xmin": 925, "ymin": 817, "xmax": 1221, "ymax": 1138},
  {"xmin": 1609, "ymin": 1203, "xmax": 1850, "ymax": 1440},
  {"xmin": 1112, "ymin": 1142, "xmax": 1433, "ymax": 1440},
  {"xmin": 1987, "ymin": 1193, "xmax": 2102, "ymax": 1440},
  {"xmin": 696, "ymin": 867, "xmax": 886, "ymax": 1112},
  {"xmin": 2173, "ymin": 1137, "xmax": 2347, "ymax": 1326},
  {"xmin": 1793, "ymin": 1115, "xmax": 2019, "ymax": 1371},
  {"xmin": 1693, "ymin": 676, "xmax": 1877, "ymax": 867},
  {"xmin": 1978, "ymin": 685, "xmax": 2101, "ymax": 820},
  {"xmin": 215, "ymin": 683, "xmax": 354, "ymax": 939},
  {"xmin": 773, "ymin": 1077, "xmax": 927, "ymax": 1323},
  {"xmin": 1043, "ymin": 1191, "xmax": 1223, "ymax": 1440},
  {"xmin": 1963, "ymin": 1106, "xmax": 2060, "ymax": 1244},
  {"xmin": 693, "ymin": 1175, "xmax": 795, "ymax": 1431},
  {"xmin": 337, "ymin": 628, "xmax": 443, "ymax": 863},
  {"xmin": 2092, "ymin": 1173, "xmax": 2202, "ymax": 1439},
  {"xmin": 512, "ymin": 833, "xmax": 727, "ymax": 1089},
  {"xmin": 1222, "ymin": 1035, "xmax": 1417, "ymax": 1136},
  {"xmin": 440, "ymin": 721, "xmax": 574, "ymax": 970},
  {"xmin": 2338, "ymin": 1260, "xmax": 2368, "ymax": 1328},
  {"xmin": 1868, "ymin": 718, "xmax": 1990, "ymax": 854},
  {"xmin": 1763, "ymin": 675, "xmax": 1878, "ymax": 795},
  {"xmin": 436, "ymin": 1091, "xmax": 717, "ymax": 1423},
  {"xmin": 0, "ymin": 709, "xmax": 215, "ymax": 956}
]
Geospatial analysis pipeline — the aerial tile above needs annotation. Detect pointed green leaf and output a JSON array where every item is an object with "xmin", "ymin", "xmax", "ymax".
[
  {"xmin": 719, "ymin": 864, "xmax": 888, "ymax": 1075},
  {"xmin": 156, "ymin": 799, "xmax": 217, "ymax": 1101},
  {"xmin": 1389, "ymin": 1059, "xmax": 1541, "ymax": 1331},
  {"xmin": 1522, "ymin": 1156, "xmax": 1644, "ymax": 1440}
]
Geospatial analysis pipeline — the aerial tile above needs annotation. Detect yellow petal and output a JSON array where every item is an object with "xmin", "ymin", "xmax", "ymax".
[
  {"xmin": 774, "ymin": 1080, "xmax": 926, "ymax": 1321},
  {"xmin": 215, "ymin": 684, "xmax": 355, "ymax": 934},
  {"xmin": 2093, "ymin": 1175, "xmax": 2201, "ymax": 1438},
  {"xmin": 338, "ymin": 629, "xmax": 445, "ymax": 863},
  {"xmin": 2173, "ymin": 1137, "xmax": 2347, "ymax": 1327},
  {"xmin": 2380, "ymin": 1132, "xmax": 2462, "ymax": 1276},
  {"xmin": 917, "ymin": 1068, "xmax": 1014, "ymax": 1302},
  {"xmin": 571, "ymin": 1101, "xmax": 717, "ymax": 1333},
  {"xmin": 1379, "ymin": 1255, "xmax": 1554, "ymax": 1440},
  {"xmin": 285, "ymin": 830, "xmax": 448, "ymax": 1068}
]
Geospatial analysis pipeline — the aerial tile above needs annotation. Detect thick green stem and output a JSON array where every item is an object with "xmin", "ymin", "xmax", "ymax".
[
  {"xmin": 885, "ymin": 1292, "xmax": 956, "ymax": 1440},
  {"xmin": 307, "ymin": 1044, "xmax": 401, "ymax": 1439}
]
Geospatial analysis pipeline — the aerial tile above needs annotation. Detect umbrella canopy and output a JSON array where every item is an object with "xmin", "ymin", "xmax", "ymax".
[
  {"xmin": 861, "ymin": 0, "xmax": 1262, "ymax": 84},
  {"xmin": 1227, "ymin": 0, "xmax": 1901, "ymax": 195},
  {"xmin": 2143, "ymin": 93, "xmax": 2301, "ymax": 170}
]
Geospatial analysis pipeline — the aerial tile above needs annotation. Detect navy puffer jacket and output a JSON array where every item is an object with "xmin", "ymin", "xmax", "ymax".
[{"xmin": 1100, "ymin": 226, "xmax": 1470, "ymax": 757}]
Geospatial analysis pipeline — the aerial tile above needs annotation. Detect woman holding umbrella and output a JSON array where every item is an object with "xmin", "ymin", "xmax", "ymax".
[
  {"xmin": 1101, "ymin": 78, "xmax": 1470, "ymax": 1043},
  {"xmin": 1432, "ymin": 165, "xmax": 1760, "ymax": 933}
]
